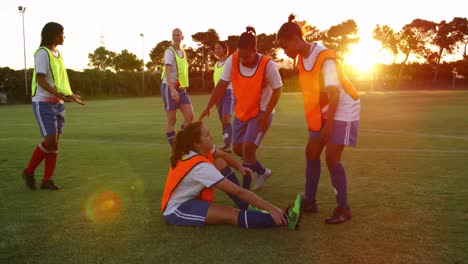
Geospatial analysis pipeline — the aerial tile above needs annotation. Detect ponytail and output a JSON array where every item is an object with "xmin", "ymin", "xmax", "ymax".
[
  {"xmin": 238, "ymin": 26, "xmax": 257, "ymax": 51},
  {"xmin": 169, "ymin": 121, "xmax": 204, "ymax": 168},
  {"xmin": 277, "ymin": 13, "xmax": 303, "ymax": 41}
]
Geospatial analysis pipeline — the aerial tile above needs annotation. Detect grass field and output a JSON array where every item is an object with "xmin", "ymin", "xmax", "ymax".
[{"xmin": 1, "ymin": 90, "xmax": 467, "ymax": 263}]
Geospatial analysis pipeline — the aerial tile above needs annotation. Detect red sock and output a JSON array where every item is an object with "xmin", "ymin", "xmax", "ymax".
[
  {"xmin": 43, "ymin": 151, "xmax": 58, "ymax": 182},
  {"xmin": 25, "ymin": 142, "xmax": 48, "ymax": 174}
]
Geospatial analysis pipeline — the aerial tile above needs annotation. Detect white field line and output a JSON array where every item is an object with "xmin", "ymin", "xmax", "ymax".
[{"xmin": 1, "ymin": 137, "xmax": 467, "ymax": 154}]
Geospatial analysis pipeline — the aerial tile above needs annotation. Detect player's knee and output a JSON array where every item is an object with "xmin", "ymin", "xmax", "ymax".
[
  {"xmin": 233, "ymin": 145, "xmax": 243, "ymax": 157},
  {"xmin": 325, "ymin": 156, "xmax": 339, "ymax": 170}
]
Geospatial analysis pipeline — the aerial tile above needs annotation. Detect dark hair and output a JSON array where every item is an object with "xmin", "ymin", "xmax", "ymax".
[
  {"xmin": 170, "ymin": 121, "xmax": 204, "ymax": 168},
  {"xmin": 238, "ymin": 26, "xmax": 257, "ymax": 51},
  {"xmin": 216, "ymin": 40, "xmax": 230, "ymax": 56},
  {"xmin": 40, "ymin": 22, "xmax": 64, "ymax": 47},
  {"xmin": 277, "ymin": 14, "xmax": 303, "ymax": 41}
]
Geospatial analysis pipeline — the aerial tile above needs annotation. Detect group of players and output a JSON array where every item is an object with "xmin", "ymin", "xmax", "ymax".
[{"xmin": 23, "ymin": 14, "xmax": 360, "ymax": 230}]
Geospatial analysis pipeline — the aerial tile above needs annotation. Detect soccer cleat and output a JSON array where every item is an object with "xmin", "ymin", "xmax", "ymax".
[
  {"xmin": 325, "ymin": 207, "xmax": 351, "ymax": 224},
  {"xmin": 22, "ymin": 169, "xmax": 37, "ymax": 190},
  {"xmin": 302, "ymin": 199, "xmax": 319, "ymax": 213},
  {"xmin": 40, "ymin": 180, "xmax": 60, "ymax": 190},
  {"xmin": 253, "ymin": 168, "xmax": 271, "ymax": 190},
  {"xmin": 247, "ymin": 204, "xmax": 269, "ymax": 214},
  {"xmin": 220, "ymin": 145, "xmax": 232, "ymax": 154},
  {"xmin": 285, "ymin": 193, "xmax": 303, "ymax": 230}
]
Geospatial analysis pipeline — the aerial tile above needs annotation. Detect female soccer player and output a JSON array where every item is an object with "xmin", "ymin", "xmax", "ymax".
[
  {"xmin": 161, "ymin": 28, "xmax": 194, "ymax": 146},
  {"xmin": 212, "ymin": 41, "xmax": 233, "ymax": 153},
  {"xmin": 276, "ymin": 14, "xmax": 361, "ymax": 224},
  {"xmin": 22, "ymin": 22, "xmax": 84, "ymax": 191},
  {"xmin": 161, "ymin": 121, "xmax": 302, "ymax": 229},
  {"xmin": 199, "ymin": 27, "xmax": 283, "ymax": 191}
]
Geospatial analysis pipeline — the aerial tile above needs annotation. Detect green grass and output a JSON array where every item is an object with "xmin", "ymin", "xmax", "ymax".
[{"xmin": 1, "ymin": 90, "xmax": 467, "ymax": 263}]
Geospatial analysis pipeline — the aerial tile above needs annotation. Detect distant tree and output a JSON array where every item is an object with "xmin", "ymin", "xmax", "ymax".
[
  {"xmin": 88, "ymin": 46, "xmax": 116, "ymax": 71},
  {"xmin": 373, "ymin": 24, "xmax": 399, "ymax": 62},
  {"xmin": 113, "ymin": 50, "xmax": 143, "ymax": 72},
  {"xmin": 451, "ymin": 17, "xmax": 468, "ymax": 61},
  {"xmin": 295, "ymin": 20, "xmax": 322, "ymax": 43},
  {"xmin": 396, "ymin": 19, "xmax": 437, "ymax": 85},
  {"xmin": 226, "ymin": 35, "xmax": 240, "ymax": 53},
  {"xmin": 321, "ymin": 19, "xmax": 360, "ymax": 59},
  {"xmin": 429, "ymin": 18, "xmax": 464, "ymax": 81},
  {"xmin": 257, "ymin": 33, "xmax": 278, "ymax": 60},
  {"xmin": 147, "ymin": 40, "xmax": 171, "ymax": 72},
  {"xmin": 191, "ymin": 29, "xmax": 220, "ymax": 69}
]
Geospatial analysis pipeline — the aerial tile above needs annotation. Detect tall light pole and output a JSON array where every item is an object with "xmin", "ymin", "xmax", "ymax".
[
  {"xmin": 18, "ymin": 6, "xmax": 28, "ymax": 98},
  {"xmin": 140, "ymin": 33, "xmax": 145, "ymax": 95}
]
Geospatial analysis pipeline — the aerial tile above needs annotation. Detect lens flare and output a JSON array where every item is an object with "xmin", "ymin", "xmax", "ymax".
[{"xmin": 84, "ymin": 191, "xmax": 122, "ymax": 223}]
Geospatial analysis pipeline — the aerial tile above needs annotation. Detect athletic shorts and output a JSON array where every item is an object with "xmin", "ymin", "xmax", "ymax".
[
  {"xmin": 309, "ymin": 120, "xmax": 359, "ymax": 146},
  {"xmin": 160, "ymin": 83, "xmax": 192, "ymax": 111},
  {"xmin": 32, "ymin": 101, "xmax": 65, "ymax": 137},
  {"xmin": 215, "ymin": 89, "xmax": 233, "ymax": 119},
  {"xmin": 233, "ymin": 112, "xmax": 273, "ymax": 146},
  {"xmin": 163, "ymin": 199, "xmax": 210, "ymax": 226}
]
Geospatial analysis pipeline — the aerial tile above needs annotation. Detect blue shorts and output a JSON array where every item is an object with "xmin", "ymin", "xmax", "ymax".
[
  {"xmin": 164, "ymin": 199, "xmax": 210, "ymax": 226},
  {"xmin": 309, "ymin": 120, "xmax": 359, "ymax": 146},
  {"xmin": 216, "ymin": 89, "xmax": 233, "ymax": 119},
  {"xmin": 160, "ymin": 83, "xmax": 192, "ymax": 111},
  {"xmin": 233, "ymin": 112, "xmax": 273, "ymax": 146},
  {"xmin": 32, "ymin": 101, "xmax": 65, "ymax": 137}
]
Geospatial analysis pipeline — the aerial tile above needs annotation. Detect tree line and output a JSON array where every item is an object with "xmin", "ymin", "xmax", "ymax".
[{"xmin": 1, "ymin": 17, "xmax": 467, "ymax": 103}]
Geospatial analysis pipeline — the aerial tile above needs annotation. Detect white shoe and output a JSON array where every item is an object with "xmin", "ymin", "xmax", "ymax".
[{"xmin": 253, "ymin": 168, "xmax": 271, "ymax": 190}]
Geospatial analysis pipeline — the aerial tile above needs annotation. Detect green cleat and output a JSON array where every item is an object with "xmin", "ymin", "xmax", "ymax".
[{"xmin": 286, "ymin": 193, "xmax": 303, "ymax": 230}]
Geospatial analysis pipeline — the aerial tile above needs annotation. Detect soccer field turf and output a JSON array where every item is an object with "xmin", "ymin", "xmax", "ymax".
[{"xmin": 1, "ymin": 90, "xmax": 467, "ymax": 263}]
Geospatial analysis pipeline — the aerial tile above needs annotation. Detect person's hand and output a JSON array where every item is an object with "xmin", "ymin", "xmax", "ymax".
[
  {"xmin": 56, "ymin": 92, "xmax": 72, "ymax": 102},
  {"xmin": 70, "ymin": 94, "xmax": 85, "ymax": 105},
  {"xmin": 269, "ymin": 206, "xmax": 287, "ymax": 226},
  {"xmin": 239, "ymin": 167, "xmax": 253, "ymax": 177},
  {"xmin": 257, "ymin": 112, "xmax": 270, "ymax": 132},
  {"xmin": 170, "ymin": 89, "xmax": 180, "ymax": 103},
  {"xmin": 198, "ymin": 107, "xmax": 211, "ymax": 120}
]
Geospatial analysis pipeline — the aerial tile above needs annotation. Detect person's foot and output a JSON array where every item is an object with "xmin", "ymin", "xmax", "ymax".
[
  {"xmin": 40, "ymin": 180, "xmax": 60, "ymax": 190},
  {"xmin": 220, "ymin": 145, "xmax": 232, "ymax": 154},
  {"xmin": 302, "ymin": 199, "xmax": 319, "ymax": 213},
  {"xmin": 22, "ymin": 169, "xmax": 36, "ymax": 190},
  {"xmin": 253, "ymin": 168, "xmax": 271, "ymax": 190},
  {"xmin": 285, "ymin": 193, "xmax": 303, "ymax": 230},
  {"xmin": 325, "ymin": 207, "xmax": 351, "ymax": 224}
]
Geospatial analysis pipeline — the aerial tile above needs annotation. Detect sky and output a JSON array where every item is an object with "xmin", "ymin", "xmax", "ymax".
[{"xmin": 1, "ymin": 0, "xmax": 467, "ymax": 71}]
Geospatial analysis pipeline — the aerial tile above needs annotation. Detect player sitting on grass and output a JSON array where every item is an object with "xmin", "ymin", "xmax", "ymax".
[{"xmin": 161, "ymin": 121, "xmax": 302, "ymax": 229}]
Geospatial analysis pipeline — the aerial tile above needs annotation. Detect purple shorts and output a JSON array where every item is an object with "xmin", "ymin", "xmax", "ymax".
[
  {"xmin": 216, "ymin": 89, "xmax": 233, "ymax": 119},
  {"xmin": 32, "ymin": 101, "xmax": 65, "ymax": 137},
  {"xmin": 161, "ymin": 83, "xmax": 192, "ymax": 111},
  {"xmin": 233, "ymin": 112, "xmax": 273, "ymax": 146},
  {"xmin": 164, "ymin": 199, "xmax": 210, "ymax": 226},
  {"xmin": 309, "ymin": 120, "xmax": 359, "ymax": 146}
]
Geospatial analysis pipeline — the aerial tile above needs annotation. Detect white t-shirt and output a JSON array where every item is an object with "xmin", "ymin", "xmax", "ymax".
[
  {"xmin": 163, "ymin": 148, "xmax": 224, "ymax": 216},
  {"xmin": 32, "ymin": 49, "xmax": 63, "ymax": 103},
  {"xmin": 301, "ymin": 43, "xmax": 360, "ymax": 121},
  {"xmin": 162, "ymin": 47, "xmax": 184, "ymax": 85},
  {"xmin": 220, "ymin": 53, "xmax": 283, "ymax": 111}
]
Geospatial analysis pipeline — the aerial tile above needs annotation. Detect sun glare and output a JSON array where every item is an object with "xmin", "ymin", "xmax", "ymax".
[{"xmin": 344, "ymin": 35, "xmax": 381, "ymax": 74}]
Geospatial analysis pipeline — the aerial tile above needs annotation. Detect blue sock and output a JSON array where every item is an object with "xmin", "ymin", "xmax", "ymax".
[
  {"xmin": 242, "ymin": 162, "xmax": 257, "ymax": 190},
  {"xmin": 305, "ymin": 160, "xmax": 321, "ymax": 203},
  {"xmin": 329, "ymin": 163, "xmax": 348, "ymax": 208},
  {"xmin": 166, "ymin": 131, "xmax": 176, "ymax": 146},
  {"xmin": 220, "ymin": 167, "xmax": 248, "ymax": 210},
  {"xmin": 222, "ymin": 123, "xmax": 232, "ymax": 147},
  {"xmin": 254, "ymin": 160, "xmax": 266, "ymax": 175},
  {"xmin": 237, "ymin": 210, "xmax": 276, "ymax": 228}
]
